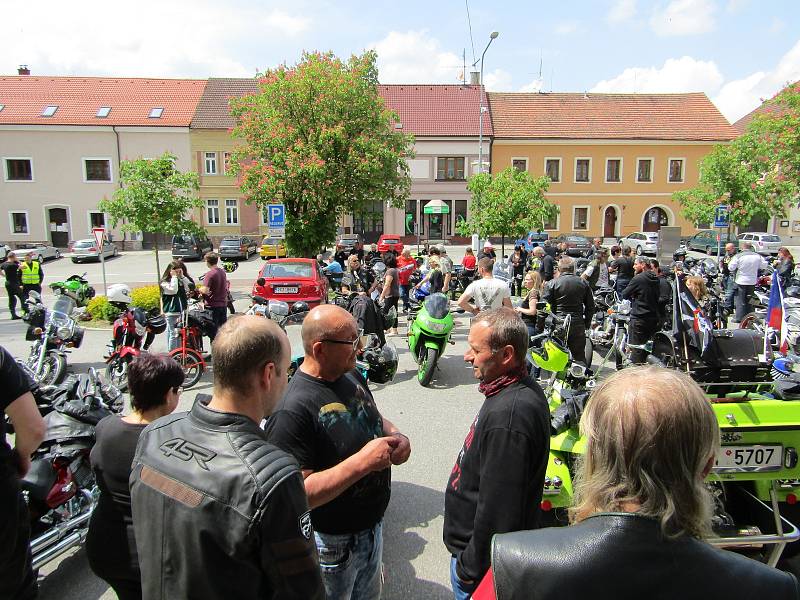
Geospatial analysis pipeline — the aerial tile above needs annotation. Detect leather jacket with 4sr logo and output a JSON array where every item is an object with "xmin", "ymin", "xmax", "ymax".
[{"xmin": 130, "ymin": 395, "xmax": 325, "ymax": 600}]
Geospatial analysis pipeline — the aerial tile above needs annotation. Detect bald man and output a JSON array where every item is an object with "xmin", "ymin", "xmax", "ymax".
[{"xmin": 264, "ymin": 305, "xmax": 411, "ymax": 600}]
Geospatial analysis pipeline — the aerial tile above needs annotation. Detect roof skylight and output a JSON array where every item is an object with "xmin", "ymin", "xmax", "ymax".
[
  {"xmin": 42, "ymin": 105, "xmax": 58, "ymax": 117},
  {"xmin": 148, "ymin": 107, "xmax": 164, "ymax": 118},
  {"xmin": 96, "ymin": 106, "xmax": 111, "ymax": 118}
]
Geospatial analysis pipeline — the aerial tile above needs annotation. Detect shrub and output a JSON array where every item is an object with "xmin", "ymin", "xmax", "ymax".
[
  {"xmin": 131, "ymin": 285, "xmax": 161, "ymax": 312},
  {"xmin": 86, "ymin": 295, "xmax": 121, "ymax": 322}
]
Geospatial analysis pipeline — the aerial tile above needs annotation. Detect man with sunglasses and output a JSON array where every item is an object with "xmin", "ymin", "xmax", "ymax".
[{"xmin": 265, "ymin": 304, "xmax": 411, "ymax": 600}]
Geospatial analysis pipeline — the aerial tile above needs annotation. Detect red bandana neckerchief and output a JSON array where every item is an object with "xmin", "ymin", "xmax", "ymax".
[{"xmin": 478, "ymin": 364, "xmax": 529, "ymax": 398}]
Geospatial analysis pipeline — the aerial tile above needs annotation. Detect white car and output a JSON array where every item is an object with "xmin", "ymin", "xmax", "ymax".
[
  {"xmin": 737, "ymin": 232, "xmax": 782, "ymax": 256},
  {"xmin": 16, "ymin": 243, "xmax": 61, "ymax": 262},
  {"xmin": 71, "ymin": 238, "xmax": 118, "ymax": 263},
  {"xmin": 618, "ymin": 232, "xmax": 659, "ymax": 256}
]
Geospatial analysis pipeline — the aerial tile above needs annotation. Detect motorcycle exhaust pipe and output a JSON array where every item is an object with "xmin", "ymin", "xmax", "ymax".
[
  {"xmin": 32, "ymin": 529, "xmax": 86, "ymax": 570},
  {"xmin": 30, "ymin": 509, "xmax": 93, "ymax": 555}
]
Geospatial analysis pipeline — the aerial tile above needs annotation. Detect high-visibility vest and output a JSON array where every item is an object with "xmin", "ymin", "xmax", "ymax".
[{"xmin": 20, "ymin": 261, "xmax": 40, "ymax": 285}]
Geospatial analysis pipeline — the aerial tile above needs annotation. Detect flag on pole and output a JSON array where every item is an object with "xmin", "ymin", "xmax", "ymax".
[
  {"xmin": 767, "ymin": 269, "xmax": 789, "ymax": 355},
  {"xmin": 672, "ymin": 274, "xmax": 713, "ymax": 357}
]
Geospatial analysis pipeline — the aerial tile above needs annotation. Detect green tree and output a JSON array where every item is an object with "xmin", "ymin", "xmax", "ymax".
[
  {"xmin": 98, "ymin": 152, "xmax": 201, "ymax": 282},
  {"xmin": 456, "ymin": 167, "xmax": 556, "ymax": 250},
  {"xmin": 230, "ymin": 50, "xmax": 414, "ymax": 257}
]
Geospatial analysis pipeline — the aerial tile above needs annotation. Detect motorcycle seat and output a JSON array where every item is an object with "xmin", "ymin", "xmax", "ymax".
[{"xmin": 251, "ymin": 295, "xmax": 268, "ymax": 305}]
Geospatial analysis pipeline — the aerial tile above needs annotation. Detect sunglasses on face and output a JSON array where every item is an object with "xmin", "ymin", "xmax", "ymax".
[{"xmin": 320, "ymin": 329, "xmax": 365, "ymax": 352}]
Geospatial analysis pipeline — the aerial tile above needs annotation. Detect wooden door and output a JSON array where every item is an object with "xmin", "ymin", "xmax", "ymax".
[{"xmin": 603, "ymin": 207, "xmax": 617, "ymax": 238}]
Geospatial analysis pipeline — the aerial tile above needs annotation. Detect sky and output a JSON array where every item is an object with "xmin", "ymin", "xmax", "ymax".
[{"xmin": 1, "ymin": 0, "xmax": 798, "ymax": 123}]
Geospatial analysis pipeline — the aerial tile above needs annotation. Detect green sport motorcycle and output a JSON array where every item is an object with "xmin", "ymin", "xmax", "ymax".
[
  {"xmin": 49, "ymin": 273, "xmax": 95, "ymax": 307},
  {"xmin": 407, "ymin": 292, "xmax": 457, "ymax": 386}
]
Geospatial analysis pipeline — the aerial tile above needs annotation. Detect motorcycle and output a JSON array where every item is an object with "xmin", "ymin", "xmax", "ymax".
[
  {"xmin": 407, "ymin": 292, "xmax": 457, "ymax": 386},
  {"xmin": 20, "ymin": 368, "xmax": 123, "ymax": 571},
  {"xmin": 25, "ymin": 292, "xmax": 84, "ymax": 385},
  {"xmin": 49, "ymin": 273, "xmax": 95, "ymax": 307}
]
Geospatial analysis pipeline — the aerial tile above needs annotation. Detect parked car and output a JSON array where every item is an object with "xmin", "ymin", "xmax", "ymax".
[
  {"xmin": 70, "ymin": 238, "xmax": 117, "ymax": 263},
  {"xmin": 17, "ymin": 243, "xmax": 62, "ymax": 262},
  {"xmin": 336, "ymin": 234, "xmax": 363, "ymax": 253},
  {"xmin": 219, "ymin": 236, "xmax": 258, "ymax": 260},
  {"xmin": 737, "ymin": 232, "xmax": 782, "ymax": 256},
  {"xmin": 376, "ymin": 234, "xmax": 404, "ymax": 255},
  {"xmin": 171, "ymin": 233, "xmax": 213, "ymax": 260},
  {"xmin": 551, "ymin": 234, "xmax": 592, "ymax": 257},
  {"xmin": 1, "ymin": 243, "xmax": 11, "ymax": 260},
  {"xmin": 260, "ymin": 236, "xmax": 287, "ymax": 259},
  {"xmin": 685, "ymin": 230, "xmax": 739, "ymax": 255},
  {"xmin": 514, "ymin": 231, "xmax": 549, "ymax": 252},
  {"xmin": 618, "ymin": 232, "xmax": 659, "ymax": 256},
  {"xmin": 253, "ymin": 258, "xmax": 328, "ymax": 308}
]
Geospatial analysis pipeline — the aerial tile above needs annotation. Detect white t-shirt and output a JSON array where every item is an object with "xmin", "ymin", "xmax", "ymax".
[{"xmin": 463, "ymin": 277, "xmax": 511, "ymax": 311}]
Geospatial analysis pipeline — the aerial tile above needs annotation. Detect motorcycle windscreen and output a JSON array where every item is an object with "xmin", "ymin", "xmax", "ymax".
[
  {"xmin": 42, "ymin": 410, "xmax": 96, "ymax": 444},
  {"xmin": 52, "ymin": 295, "xmax": 77, "ymax": 319},
  {"xmin": 423, "ymin": 293, "xmax": 450, "ymax": 319}
]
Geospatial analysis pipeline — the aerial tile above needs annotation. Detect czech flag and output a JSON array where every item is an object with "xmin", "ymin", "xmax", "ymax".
[{"xmin": 767, "ymin": 270, "xmax": 789, "ymax": 355}]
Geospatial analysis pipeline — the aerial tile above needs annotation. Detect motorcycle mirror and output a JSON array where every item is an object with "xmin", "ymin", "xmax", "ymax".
[{"xmin": 28, "ymin": 290, "xmax": 41, "ymax": 300}]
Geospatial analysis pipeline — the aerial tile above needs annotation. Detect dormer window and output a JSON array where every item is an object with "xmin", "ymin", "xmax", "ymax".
[
  {"xmin": 148, "ymin": 107, "xmax": 164, "ymax": 118},
  {"xmin": 96, "ymin": 106, "xmax": 111, "ymax": 118},
  {"xmin": 0, "ymin": 104, "xmax": 5, "ymax": 112},
  {"xmin": 42, "ymin": 105, "xmax": 58, "ymax": 117}
]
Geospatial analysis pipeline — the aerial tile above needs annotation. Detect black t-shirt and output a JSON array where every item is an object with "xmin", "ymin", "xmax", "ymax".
[
  {"xmin": 263, "ymin": 370, "xmax": 389, "ymax": 534},
  {"xmin": 612, "ymin": 257, "xmax": 635, "ymax": 279},
  {"xmin": 428, "ymin": 269, "xmax": 444, "ymax": 293},
  {"xmin": 520, "ymin": 290, "xmax": 539, "ymax": 327},
  {"xmin": 0, "ymin": 346, "xmax": 33, "ymax": 471},
  {"xmin": 1, "ymin": 261, "xmax": 21, "ymax": 287}
]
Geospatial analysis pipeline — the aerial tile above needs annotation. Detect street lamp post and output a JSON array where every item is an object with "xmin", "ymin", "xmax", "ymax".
[{"xmin": 477, "ymin": 31, "xmax": 499, "ymax": 176}]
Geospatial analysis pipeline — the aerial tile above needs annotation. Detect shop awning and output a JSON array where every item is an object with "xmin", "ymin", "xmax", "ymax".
[{"xmin": 423, "ymin": 199, "xmax": 450, "ymax": 214}]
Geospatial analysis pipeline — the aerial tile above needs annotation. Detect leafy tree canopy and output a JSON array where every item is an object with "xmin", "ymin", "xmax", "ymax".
[
  {"xmin": 230, "ymin": 50, "xmax": 414, "ymax": 257},
  {"xmin": 456, "ymin": 167, "xmax": 556, "ymax": 239}
]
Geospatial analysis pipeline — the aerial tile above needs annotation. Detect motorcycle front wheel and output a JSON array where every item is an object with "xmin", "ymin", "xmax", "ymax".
[
  {"xmin": 170, "ymin": 349, "xmax": 204, "ymax": 389},
  {"xmin": 106, "ymin": 356, "xmax": 129, "ymax": 392},
  {"xmin": 39, "ymin": 352, "xmax": 67, "ymax": 386},
  {"xmin": 417, "ymin": 347, "xmax": 439, "ymax": 387}
]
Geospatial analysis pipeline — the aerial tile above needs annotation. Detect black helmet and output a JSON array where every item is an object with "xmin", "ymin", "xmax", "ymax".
[
  {"xmin": 291, "ymin": 301, "xmax": 309, "ymax": 314},
  {"xmin": 673, "ymin": 248, "xmax": 687, "ymax": 261},
  {"xmin": 361, "ymin": 342, "xmax": 398, "ymax": 384}
]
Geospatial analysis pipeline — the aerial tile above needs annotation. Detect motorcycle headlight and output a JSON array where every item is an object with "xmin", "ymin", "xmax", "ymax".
[
  {"xmin": 419, "ymin": 315, "xmax": 447, "ymax": 332},
  {"xmin": 57, "ymin": 324, "xmax": 72, "ymax": 339}
]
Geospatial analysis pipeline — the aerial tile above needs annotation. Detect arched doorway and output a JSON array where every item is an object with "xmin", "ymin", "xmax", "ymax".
[
  {"xmin": 643, "ymin": 206, "xmax": 669, "ymax": 232},
  {"xmin": 603, "ymin": 206, "xmax": 618, "ymax": 238}
]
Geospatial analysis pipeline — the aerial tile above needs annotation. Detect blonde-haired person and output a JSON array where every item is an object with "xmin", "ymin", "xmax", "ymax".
[
  {"xmin": 481, "ymin": 366, "xmax": 800, "ymax": 600},
  {"xmin": 514, "ymin": 270, "xmax": 544, "ymax": 343},
  {"xmin": 414, "ymin": 255, "xmax": 444, "ymax": 295},
  {"xmin": 685, "ymin": 276, "xmax": 709, "ymax": 304}
]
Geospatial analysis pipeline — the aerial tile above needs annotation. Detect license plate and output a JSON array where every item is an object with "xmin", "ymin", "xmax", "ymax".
[
  {"xmin": 713, "ymin": 445, "xmax": 783, "ymax": 473},
  {"xmin": 274, "ymin": 287, "xmax": 298, "ymax": 294}
]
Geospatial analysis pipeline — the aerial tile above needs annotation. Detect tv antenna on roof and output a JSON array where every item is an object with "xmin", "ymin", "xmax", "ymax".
[{"xmin": 465, "ymin": 0, "xmax": 477, "ymax": 64}]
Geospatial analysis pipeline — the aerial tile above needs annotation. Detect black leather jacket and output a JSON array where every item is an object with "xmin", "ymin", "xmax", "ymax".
[
  {"xmin": 541, "ymin": 274, "xmax": 594, "ymax": 328},
  {"xmin": 490, "ymin": 513, "xmax": 800, "ymax": 600},
  {"xmin": 130, "ymin": 397, "xmax": 324, "ymax": 600}
]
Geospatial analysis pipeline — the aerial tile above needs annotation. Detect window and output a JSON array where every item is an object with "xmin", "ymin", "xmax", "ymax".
[
  {"xmin": 455, "ymin": 200, "xmax": 468, "ymax": 233},
  {"xmin": 9, "ymin": 211, "xmax": 28, "ymax": 234},
  {"xmin": 96, "ymin": 107, "xmax": 111, "ymax": 118},
  {"xmin": 223, "ymin": 152, "xmax": 232, "ymax": 174},
  {"xmin": 637, "ymin": 158, "xmax": 653, "ymax": 182},
  {"xmin": 606, "ymin": 158, "xmax": 622, "ymax": 182},
  {"xmin": 575, "ymin": 158, "xmax": 591, "ymax": 183},
  {"xmin": 405, "ymin": 199, "xmax": 417, "ymax": 236},
  {"xmin": 89, "ymin": 212, "xmax": 106, "ymax": 230},
  {"xmin": 542, "ymin": 212, "xmax": 558, "ymax": 230},
  {"xmin": 84, "ymin": 158, "xmax": 112, "ymax": 182},
  {"xmin": 204, "ymin": 152, "xmax": 217, "ymax": 175},
  {"xmin": 573, "ymin": 206, "xmax": 589, "ymax": 230},
  {"xmin": 668, "ymin": 159, "xmax": 684, "ymax": 182},
  {"xmin": 148, "ymin": 107, "xmax": 164, "ymax": 118},
  {"xmin": 436, "ymin": 157, "xmax": 465, "ymax": 181},
  {"xmin": 41, "ymin": 105, "xmax": 58, "ymax": 117},
  {"xmin": 545, "ymin": 158, "xmax": 561, "ymax": 182},
  {"xmin": 206, "ymin": 199, "xmax": 220, "ymax": 225},
  {"xmin": 4, "ymin": 158, "xmax": 33, "ymax": 181},
  {"xmin": 512, "ymin": 158, "xmax": 528, "ymax": 172},
  {"xmin": 225, "ymin": 199, "xmax": 239, "ymax": 225}
]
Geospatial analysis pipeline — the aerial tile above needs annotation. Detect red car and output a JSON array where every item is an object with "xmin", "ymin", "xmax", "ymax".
[
  {"xmin": 377, "ymin": 234, "xmax": 404, "ymax": 255},
  {"xmin": 253, "ymin": 258, "xmax": 328, "ymax": 308}
]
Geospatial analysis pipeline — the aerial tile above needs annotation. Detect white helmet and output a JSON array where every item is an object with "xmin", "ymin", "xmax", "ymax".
[{"xmin": 107, "ymin": 283, "xmax": 132, "ymax": 305}]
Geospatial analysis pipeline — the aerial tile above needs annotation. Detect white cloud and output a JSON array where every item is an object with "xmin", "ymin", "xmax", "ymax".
[
  {"xmin": 650, "ymin": 0, "xmax": 717, "ymax": 36},
  {"xmin": 713, "ymin": 39, "xmax": 800, "ymax": 122},
  {"xmin": 519, "ymin": 78, "xmax": 545, "ymax": 93},
  {"xmin": 371, "ymin": 30, "xmax": 463, "ymax": 84},
  {"xmin": 0, "ymin": 0, "xmax": 310, "ymax": 78},
  {"xmin": 725, "ymin": 0, "xmax": 748, "ymax": 12},
  {"xmin": 608, "ymin": 0, "xmax": 637, "ymax": 24},
  {"xmin": 555, "ymin": 21, "xmax": 580, "ymax": 35},
  {"xmin": 590, "ymin": 56, "xmax": 724, "ymax": 93},
  {"xmin": 484, "ymin": 69, "xmax": 514, "ymax": 92}
]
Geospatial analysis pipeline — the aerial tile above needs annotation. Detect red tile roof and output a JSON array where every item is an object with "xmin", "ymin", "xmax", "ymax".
[
  {"xmin": 0, "ymin": 76, "xmax": 206, "ymax": 126},
  {"xmin": 379, "ymin": 84, "xmax": 491, "ymax": 137},
  {"xmin": 488, "ymin": 92, "xmax": 736, "ymax": 141}
]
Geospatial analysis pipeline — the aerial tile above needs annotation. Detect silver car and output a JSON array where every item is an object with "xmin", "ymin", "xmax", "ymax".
[
  {"xmin": 618, "ymin": 231, "xmax": 659, "ymax": 256},
  {"xmin": 71, "ymin": 238, "xmax": 118, "ymax": 263},
  {"xmin": 16, "ymin": 243, "xmax": 61, "ymax": 262},
  {"xmin": 737, "ymin": 232, "xmax": 782, "ymax": 256}
]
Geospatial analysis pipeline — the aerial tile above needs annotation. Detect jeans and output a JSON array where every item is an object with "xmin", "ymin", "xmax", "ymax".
[
  {"xmin": 723, "ymin": 276, "xmax": 737, "ymax": 312},
  {"xmin": 165, "ymin": 313, "xmax": 181, "ymax": 352},
  {"xmin": 400, "ymin": 284, "xmax": 410, "ymax": 311},
  {"xmin": 315, "ymin": 521, "xmax": 383, "ymax": 600},
  {"xmin": 735, "ymin": 284, "xmax": 755, "ymax": 322},
  {"xmin": 450, "ymin": 556, "xmax": 478, "ymax": 600},
  {"xmin": 615, "ymin": 278, "xmax": 631, "ymax": 297},
  {"xmin": 210, "ymin": 306, "xmax": 228, "ymax": 329}
]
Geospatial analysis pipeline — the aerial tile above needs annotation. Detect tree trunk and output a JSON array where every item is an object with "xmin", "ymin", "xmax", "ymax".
[
  {"xmin": 501, "ymin": 234, "xmax": 505, "ymax": 259},
  {"xmin": 154, "ymin": 231, "xmax": 162, "ymax": 286}
]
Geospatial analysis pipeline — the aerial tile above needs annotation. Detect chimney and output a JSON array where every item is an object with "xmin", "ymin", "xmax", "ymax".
[
  {"xmin": 18, "ymin": 65, "xmax": 30, "ymax": 75},
  {"xmin": 470, "ymin": 71, "xmax": 480, "ymax": 86}
]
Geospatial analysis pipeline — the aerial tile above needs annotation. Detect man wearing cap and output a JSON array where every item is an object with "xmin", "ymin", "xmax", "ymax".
[
  {"xmin": 478, "ymin": 242, "xmax": 496, "ymax": 262},
  {"xmin": 19, "ymin": 253, "xmax": 43, "ymax": 299}
]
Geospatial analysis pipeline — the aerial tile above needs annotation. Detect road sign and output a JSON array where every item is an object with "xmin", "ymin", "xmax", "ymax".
[
  {"xmin": 92, "ymin": 227, "xmax": 105, "ymax": 249},
  {"xmin": 714, "ymin": 204, "xmax": 730, "ymax": 228},
  {"xmin": 267, "ymin": 204, "xmax": 285, "ymax": 228},
  {"xmin": 268, "ymin": 227, "xmax": 285, "ymax": 240}
]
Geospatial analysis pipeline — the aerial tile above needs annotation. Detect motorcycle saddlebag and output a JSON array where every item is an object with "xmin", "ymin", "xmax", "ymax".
[
  {"xmin": 188, "ymin": 309, "xmax": 217, "ymax": 338},
  {"xmin": 41, "ymin": 410, "xmax": 96, "ymax": 445},
  {"xmin": 20, "ymin": 459, "xmax": 57, "ymax": 505},
  {"xmin": 146, "ymin": 314, "xmax": 167, "ymax": 335}
]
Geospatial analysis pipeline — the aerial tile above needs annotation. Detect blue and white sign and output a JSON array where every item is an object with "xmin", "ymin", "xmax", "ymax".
[
  {"xmin": 267, "ymin": 204, "xmax": 285, "ymax": 228},
  {"xmin": 714, "ymin": 204, "xmax": 730, "ymax": 228}
]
